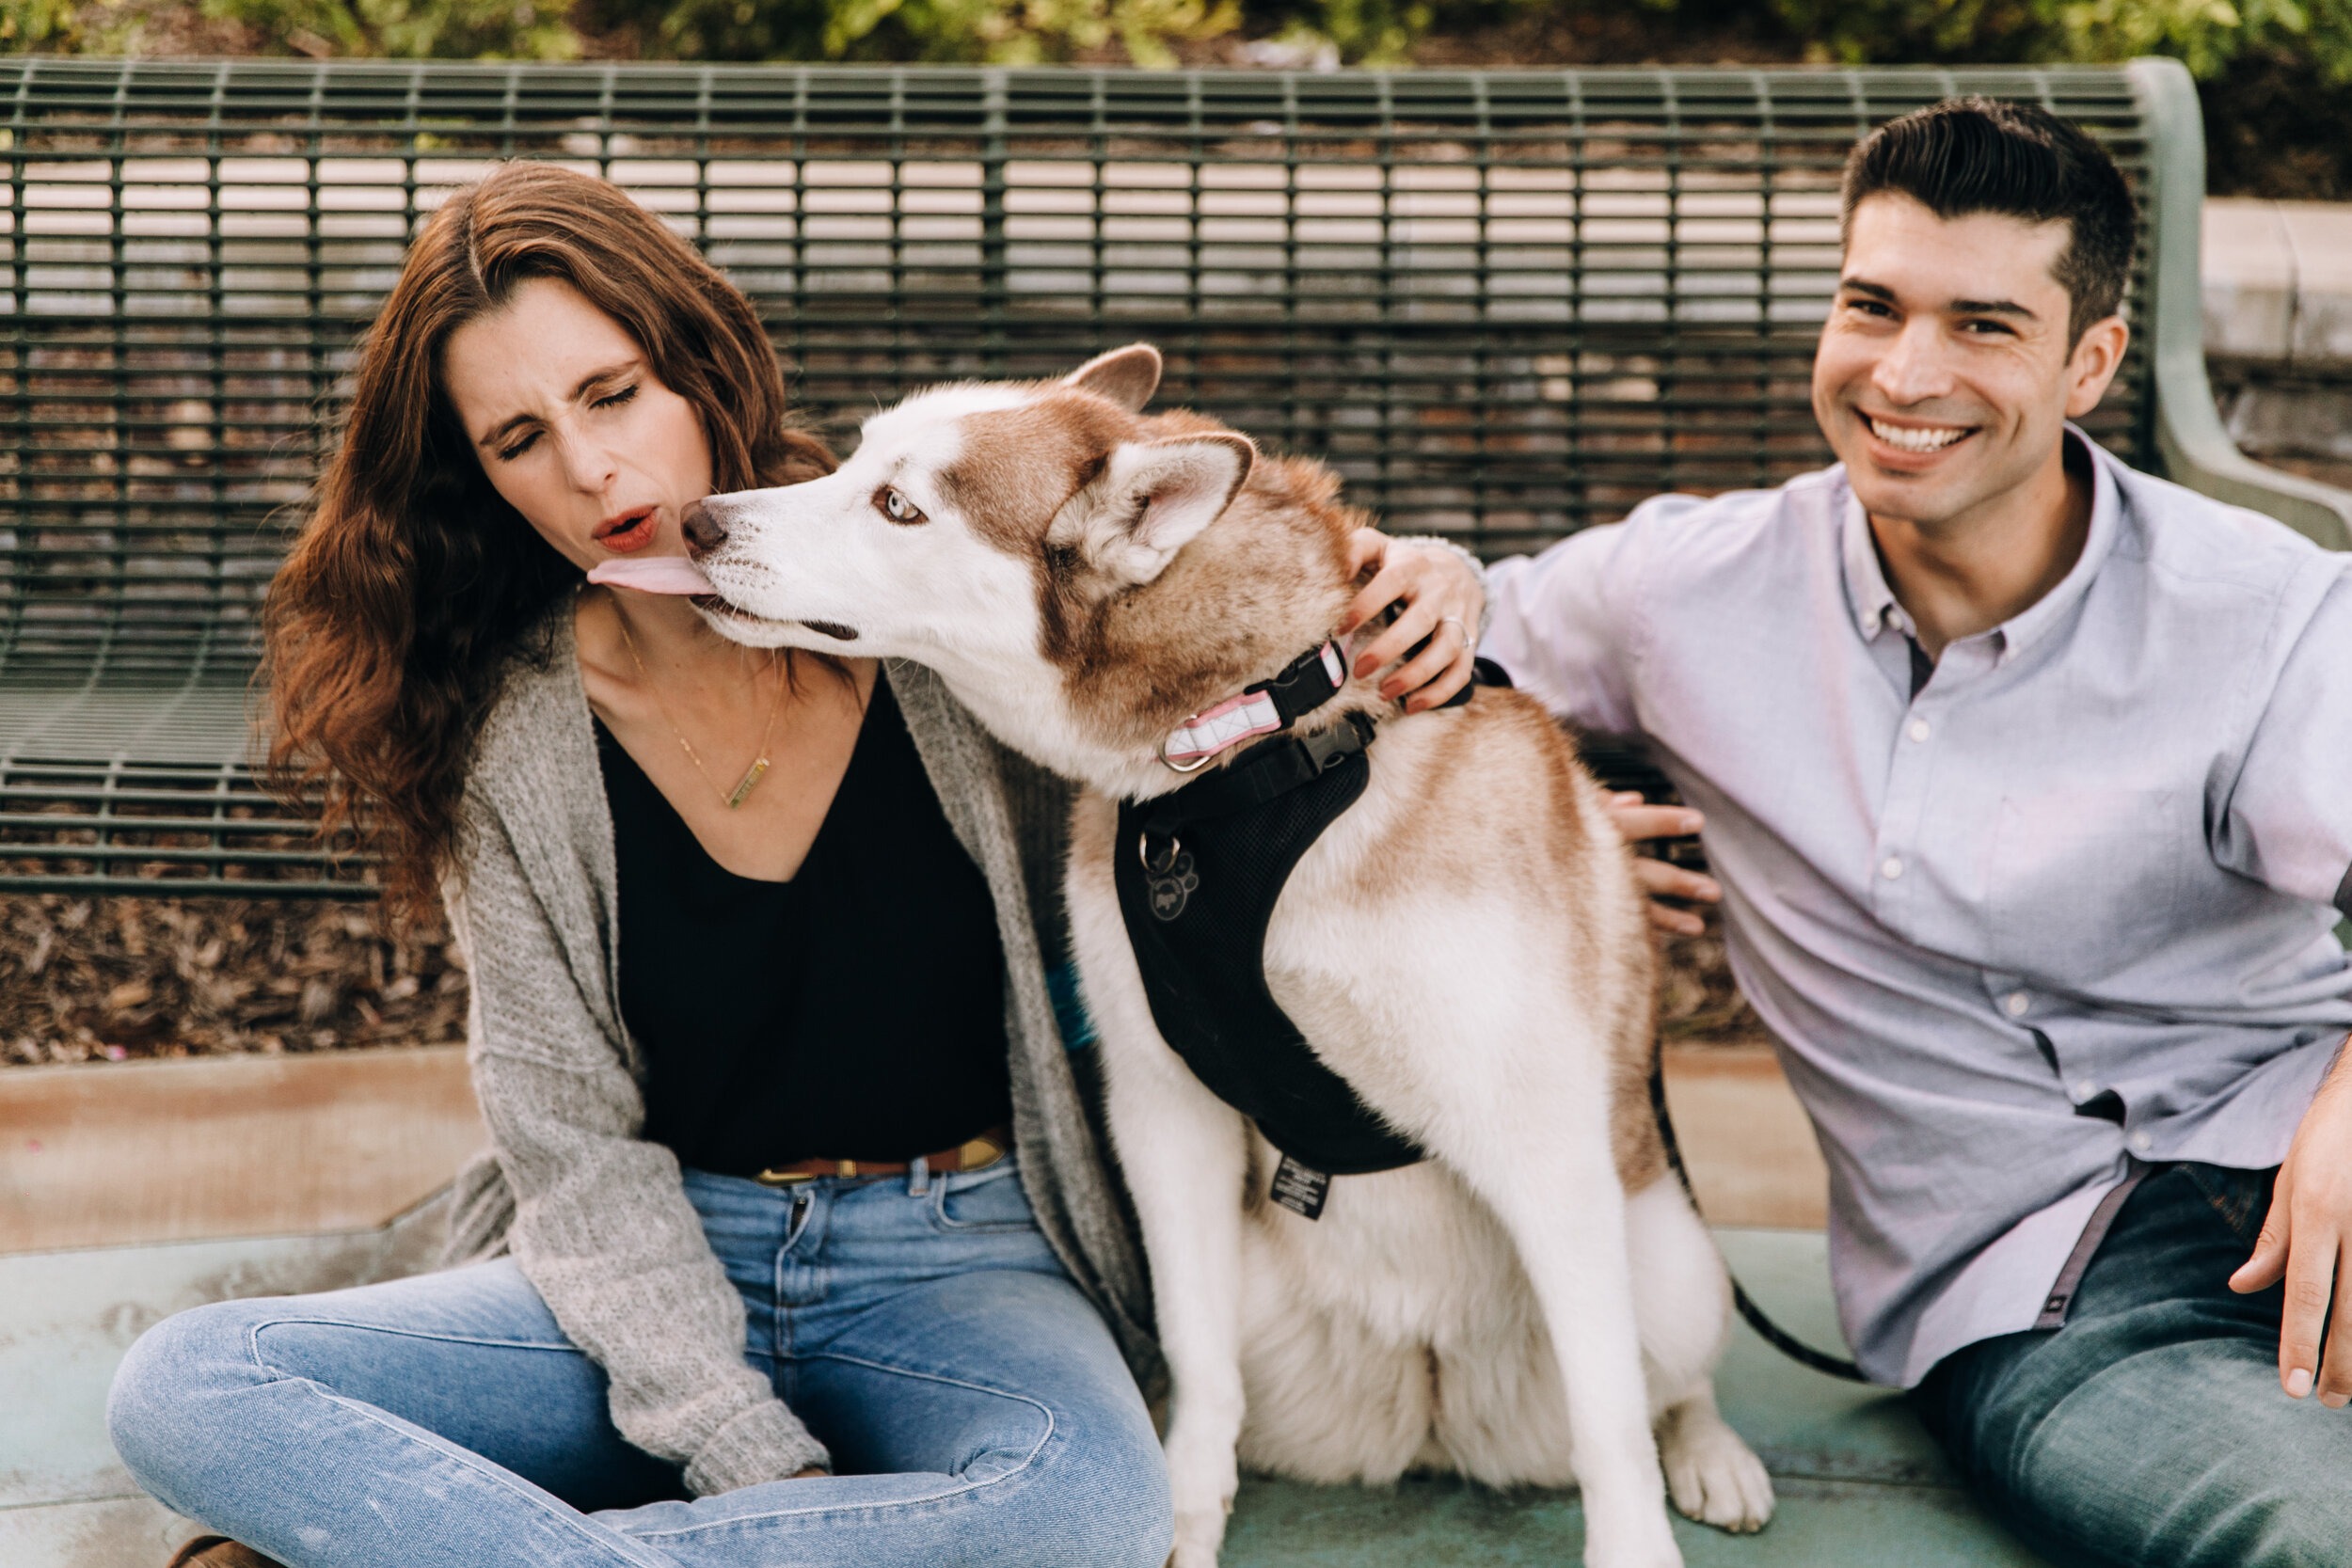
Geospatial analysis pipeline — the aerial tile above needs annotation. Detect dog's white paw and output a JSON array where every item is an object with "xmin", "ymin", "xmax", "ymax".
[
  {"xmin": 1585, "ymin": 1549, "xmax": 1684, "ymax": 1568},
  {"xmin": 1658, "ymin": 1401, "xmax": 1775, "ymax": 1534},
  {"xmin": 1164, "ymin": 1433, "xmax": 1236, "ymax": 1568},
  {"xmin": 1168, "ymin": 1505, "xmax": 1231, "ymax": 1568},
  {"xmin": 1581, "ymin": 1509, "xmax": 1684, "ymax": 1568}
]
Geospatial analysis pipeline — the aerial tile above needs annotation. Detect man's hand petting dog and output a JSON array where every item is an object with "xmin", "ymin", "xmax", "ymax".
[
  {"xmin": 1332, "ymin": 524, "xmax": 1725, "ymax": 941},
  {"xmin": 2230, "ymin": 1038, "xmax": 2352, "ymax": 1409},
  {"xmin": 1338, "ymin": 531, "xmax": 1483, "ymax": 712},
  {"xmin": 1603, "ymin": 795, "xmax": 1724, "ymax": 938}
]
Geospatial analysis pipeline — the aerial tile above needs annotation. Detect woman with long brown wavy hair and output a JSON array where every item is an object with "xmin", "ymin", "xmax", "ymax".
[{"xmin": 101, "ymin": 160, "xmax": 1486, "ymax": 1568}]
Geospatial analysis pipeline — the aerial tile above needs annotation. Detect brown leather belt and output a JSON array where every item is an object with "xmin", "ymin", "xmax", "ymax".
[{"xmin": 753, "ymin": 1124, "xmax": 1011, "ymax": 1186}]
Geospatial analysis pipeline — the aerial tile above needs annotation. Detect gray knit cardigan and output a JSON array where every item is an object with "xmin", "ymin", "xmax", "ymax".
[{"xmin": 435, "ymin": 596, "xmax": 1156, "ymax": 1496}]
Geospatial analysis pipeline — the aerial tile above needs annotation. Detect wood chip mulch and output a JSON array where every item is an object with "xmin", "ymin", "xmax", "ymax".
[
  {"xmin": 0, "ymin": 893, "xmax": 1755, "ymax": 1068},
  {"xmin": 1, "ymin": 894, "xmax": 468, "ymax": 1067},
  {"xmin": 1656, "ymin": 926, "xmax": 1758, "ymax": 1044}
]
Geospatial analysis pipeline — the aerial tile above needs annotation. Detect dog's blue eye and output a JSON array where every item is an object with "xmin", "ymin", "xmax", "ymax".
[{"xmin": 875, "ymin": 485, "xmax": 927, "ymax": 526}]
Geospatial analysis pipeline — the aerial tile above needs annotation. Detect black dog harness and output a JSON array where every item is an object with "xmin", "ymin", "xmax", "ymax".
[
  {"xmin": 1114, "ymin": 643, "xmax": 1505, "ymax": 1219},
  {"xmin": 1112, "ymin": 645, "xmax": 1874, "ymax": 1380}
]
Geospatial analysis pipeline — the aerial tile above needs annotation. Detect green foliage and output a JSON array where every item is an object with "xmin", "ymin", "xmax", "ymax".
[
  {"xmin": 1769, "ymin": 0, "xmax": 2352, "ymax": 84},
  {"xmin": 9, "ymin": 0, "xmax": 2349, "ymax": 109},
  {"xmin": 1295, "ymin": 0, "xmax": 1427, "ymax": 64},
  {"xmin": 0, "ymin": 0, "xmax": 87, "ymax": 47},
  {"xmin": 610, "ymin": 0, "xmax": 1236, "ymax": 64},
  {"xmin": 591, "ymin": 0, "xmax": 1560, "ymax": 67},
  {"xmin": 202, "ymin": 0, "xmax": 580, "ymax": 57},
  {"xmin": 0, "ymin": 0, "xmax": 578, "ymax": 56}
]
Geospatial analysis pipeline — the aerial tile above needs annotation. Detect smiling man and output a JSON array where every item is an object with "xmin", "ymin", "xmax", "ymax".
[{"xmin": 1477, "ymin": 100, "xmax": 2352, "ymax": 1565}]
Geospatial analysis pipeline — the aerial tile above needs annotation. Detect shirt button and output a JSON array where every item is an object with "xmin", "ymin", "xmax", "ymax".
[
  {"xmin": 1908, "ymin": 719, "xmax": 1931, "ymax": 742},
  {"xmin": 2073, "ymin": 1079, "xmax": 2097, "ymax": 1100},
  {"xmin": 1881, "ymin": 856, "xmax": 1903, "ymax": 879},
  {"xmin": 2130, "ymin": 1131, "xmax": 2153, "ymax": 1154},
  {"xmin": 2005, "ymin": 991, "xmax": 2030, "ymax": 1016}
]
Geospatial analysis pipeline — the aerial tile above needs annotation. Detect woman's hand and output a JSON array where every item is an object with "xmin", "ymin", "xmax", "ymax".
[
  {"xmin": 1337, "ymin": 530, "xmax": 1485, "ymax": 713},
  {"xmin": 1603, "ymin": 792, "xmax": 1722, "ymax": 937}
]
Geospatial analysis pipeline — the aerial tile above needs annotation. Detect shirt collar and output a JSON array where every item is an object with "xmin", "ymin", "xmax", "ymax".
[
  {"xmin": 1841, "ymin": 483, "xmax": 1906, "ymax": 642},
  {"xmin": 1998, "ymin": 427, "xmax": 2121, "ymax": 658},
  {"xmin": 1838, "ymin": 425, "xmax": 2122, "ymax": 657}
]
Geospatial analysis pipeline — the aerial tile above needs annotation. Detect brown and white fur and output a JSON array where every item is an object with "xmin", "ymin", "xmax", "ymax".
[{"xmin": 683, "ymin": 346, "xmax": 1773, "ymax": 1568}]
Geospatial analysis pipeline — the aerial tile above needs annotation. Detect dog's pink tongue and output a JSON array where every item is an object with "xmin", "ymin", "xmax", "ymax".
[{"xmin": 586, "ymin": 556, "xmax": 715, "ymax": 596}]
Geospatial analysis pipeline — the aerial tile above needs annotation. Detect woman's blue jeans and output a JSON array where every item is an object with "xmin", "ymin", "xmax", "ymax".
[
  {"xmin": 106, "ymin": 1156, "xmax": 1172, "ymax": 1568},
  {"xmin": 1912, "ymin": 1162, "xmax": 2352, "ymax": 1568}
]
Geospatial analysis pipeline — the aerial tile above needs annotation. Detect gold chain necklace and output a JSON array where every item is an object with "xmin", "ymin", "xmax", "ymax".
[{"xmin": 613, "ymin": 610, "xmax": 788, "ymax": 810}]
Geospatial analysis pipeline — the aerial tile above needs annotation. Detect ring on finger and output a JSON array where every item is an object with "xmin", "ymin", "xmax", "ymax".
[{"xmin": 1440, "ymin": 614, "xmax": 1468, "ymax": 644}]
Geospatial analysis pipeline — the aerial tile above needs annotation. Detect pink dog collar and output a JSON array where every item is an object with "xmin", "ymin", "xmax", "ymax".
[{"xmin": 1161, "ymin": 641, "xmax": 1349, "ymax": 772}]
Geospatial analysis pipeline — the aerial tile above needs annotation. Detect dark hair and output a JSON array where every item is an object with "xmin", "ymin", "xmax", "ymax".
[
  {"xmin": 262, "ymin": 161, "xmax": 835, "ymax": 917},
  {"xmin": 1841, "ymin": 97, "xmax": 2136, "ymax": 346}
]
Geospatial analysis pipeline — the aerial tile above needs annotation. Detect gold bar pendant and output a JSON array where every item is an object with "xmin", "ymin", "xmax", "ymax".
[{"xmin": 725, "ymin": 757, "xmax": 770, "ymax": 809}]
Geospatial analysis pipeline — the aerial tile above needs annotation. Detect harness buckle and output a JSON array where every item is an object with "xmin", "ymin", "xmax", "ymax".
[{"xmin": 1297, "ymin": 712, "xmax": 1372, "ymax": 774}]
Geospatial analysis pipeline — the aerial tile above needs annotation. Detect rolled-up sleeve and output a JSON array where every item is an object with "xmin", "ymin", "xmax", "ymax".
[
  {"xmin": 1481, "ymin": 499, "xmax": 1689, "ymax": 737},
  {"xmin": 2215, "ymin": 566, "xmax": 2352, "ymax": 916}
]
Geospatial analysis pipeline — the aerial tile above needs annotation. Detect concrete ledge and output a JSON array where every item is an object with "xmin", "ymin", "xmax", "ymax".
[
  {"xmin": 0, "ymin": 1497, "xmax": 197, "ymax": 1568},
  {"xmin": 0, "ymin": 1048, "xmax": 483, "ymax": 1254},
  {"xmin": 2204, "ymin": 198, "xmax": 2352, "ymax": 367},
  {"xmin": 5, "ymin": 1215, "xmax": 2042, "ymax": 1568},
  {"xmin": 0, "ymin": 1190, "xmax": 452, "ymax": 1556},
  {"xmin": 0, "ymin": 1040, "xmax": 1824, "ymax": 1256},
  {"xmin": 1661, "ymin": 1043, "xmax": 1829, "ymax": 1231},
  {"xmin": 1225, "ymin": 1473, "xmax": 2046, "ymax": 1567}
]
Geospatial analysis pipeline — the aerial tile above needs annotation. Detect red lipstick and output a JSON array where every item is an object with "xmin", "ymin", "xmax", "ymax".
[{"xmin": 594, "ymin": 505, "xmax": 660, "ymax": 555}]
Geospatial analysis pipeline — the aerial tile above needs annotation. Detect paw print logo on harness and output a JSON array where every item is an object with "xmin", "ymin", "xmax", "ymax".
[{"xmin": 1143, "ymin": 837, "xmax": 1199, "ymax": 922}]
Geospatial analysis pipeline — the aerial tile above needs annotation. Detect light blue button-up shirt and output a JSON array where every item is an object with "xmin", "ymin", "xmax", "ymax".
[{"xmin": 1483, "ymin": 432, "xmax": 2352, "ymax": 1386}]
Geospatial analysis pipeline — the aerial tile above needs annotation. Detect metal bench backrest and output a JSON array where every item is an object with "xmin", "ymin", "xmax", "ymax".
[{"xmin": 0, "ymin": 58, "xmax": 2327, "ymax": 894}]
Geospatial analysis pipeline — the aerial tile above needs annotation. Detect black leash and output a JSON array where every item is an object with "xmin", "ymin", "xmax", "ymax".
[{"xmin": 1648, "ymin": 1058, "xmax": 1872, "ymax": 1383}]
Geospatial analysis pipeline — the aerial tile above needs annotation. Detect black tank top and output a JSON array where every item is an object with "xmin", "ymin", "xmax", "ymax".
[{"xmin": 595, "ymin": 671, "xmax": 1013, "ymax": 1175}]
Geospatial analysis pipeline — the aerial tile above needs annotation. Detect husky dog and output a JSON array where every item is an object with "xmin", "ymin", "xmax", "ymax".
[{"xmin": 628, "ymin": 346, "xmax": 1774, "ymax": 1568}]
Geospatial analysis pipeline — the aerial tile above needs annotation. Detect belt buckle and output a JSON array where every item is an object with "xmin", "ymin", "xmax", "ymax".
[
  {"xmin": 754, "ymin": 1167, "xmax": 822, "ymax": 1186},
  {"xmin": 955, "ymin": 1133, "xmax": 1007, "ymax": 1173}
]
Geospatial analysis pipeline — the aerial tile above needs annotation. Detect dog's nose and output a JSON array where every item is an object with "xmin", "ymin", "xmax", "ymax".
[{"xmin": 680, "ymin": 499, "xmax": 727, "ymax": 558}]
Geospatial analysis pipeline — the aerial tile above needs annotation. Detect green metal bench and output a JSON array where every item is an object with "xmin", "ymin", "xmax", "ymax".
[{"xmin": 3, "ymin": 55, "xmax": 2344, "ymax": 895}]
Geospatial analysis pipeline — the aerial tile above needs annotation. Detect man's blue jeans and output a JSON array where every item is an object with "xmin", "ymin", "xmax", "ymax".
[
  {"xmin": 106, "ymin": 1155, "xmax": 1172, "ymax": 1568},
  {"xmin": 1912, "ymin": 1162, "xmax": 2352, "ymax": 1568}
]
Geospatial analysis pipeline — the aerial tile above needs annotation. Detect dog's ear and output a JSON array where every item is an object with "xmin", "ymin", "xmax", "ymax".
[
  {"xmin": 1062, "ymin": 343, "xmax": 1162, "ymax": 413},
  {"xmin": 1080, "ymin": 433, "xmax": 1254, "ymax": 586}
]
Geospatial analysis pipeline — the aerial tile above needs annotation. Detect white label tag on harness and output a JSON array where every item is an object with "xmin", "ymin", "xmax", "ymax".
[{"xmin": 1270, "ymin": 1155, "xmax": 1331, "ymax": 1220}]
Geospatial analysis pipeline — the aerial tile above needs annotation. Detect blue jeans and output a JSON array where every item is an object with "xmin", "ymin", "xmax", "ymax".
[
  {"xmin": 107, "ymin": 1156, "xmax": 1171, "ymax": 1568},
  {"xmin": 1911, "ymin": 1162, "xmax": 2352, "ymax": 1568}
]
